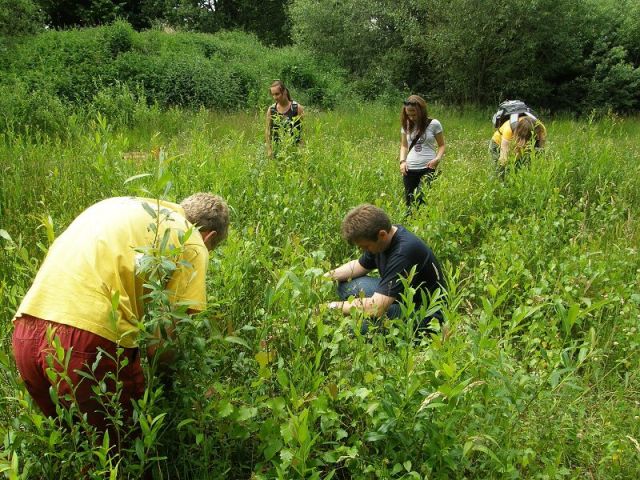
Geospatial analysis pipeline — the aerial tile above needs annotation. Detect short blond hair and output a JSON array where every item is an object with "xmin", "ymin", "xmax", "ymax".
[
  {"xmin": 341, "ymin": 204, "xmax": 392, "ymax": 244},
  {"xmin": 180, "ymin": 193, "xmax": 229, "ymax": 240}
]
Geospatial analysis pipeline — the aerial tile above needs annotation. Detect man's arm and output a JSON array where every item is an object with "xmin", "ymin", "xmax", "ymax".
[
  {"xmin": 329, "ymin": 292, "xmax": 395, "ymax": 317},
  {"xmin": 498, "ymin": 121, "xmax": 512, "ymax": 165},
  {"xmin": 325, "ymin": 259, "xmax": 370, "ymax": 282}
]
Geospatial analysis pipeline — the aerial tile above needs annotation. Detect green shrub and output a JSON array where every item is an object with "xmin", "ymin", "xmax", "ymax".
[
  {"xmin": 0, "ymin": 81, "xmax": 70, "ymax": 135},
  {"xmin": 585, "ymin": 44, "xmax": 640, "ymax": 113},
  {"xmin": 100, "ymin": 18, "xmax": 136, "ymax": 57},
  {"xmin": 0, "ymin": 23, "xmax": 350, "ymax": 115},
  {"xmin": 90, "ymin": 82, "xmax": 148, "ymax": 128},
  {"xmin": 0, "ymin": 0, "xmax": 43, "ymax": 37}
]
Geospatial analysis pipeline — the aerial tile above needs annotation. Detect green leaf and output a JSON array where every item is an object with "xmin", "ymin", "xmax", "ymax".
[
  {"xmin": 463, "ymin": 440, "xmax": 473, "ymax": 457},
  {"xmin": 364, "ymin": 431, "xmax": 386, "ymax": 442},
  {"xmin": 135, "ymin": 438, "xmax": 145, "ymax": 461},
  {"xmin": 263, "ymin": 439, "xmax": 283, "ymax": 461},
  {"xmin": 224, "ymin": 336, "xmax": 249, "ymax": 348},
  {"xmin": 255, "ymin": 351, "xmax": 270, "ymax": 368},
  {"xmin": 218, "ymin": 401, "xmax": 234, "ymax": 418},
  {"xmin": 124, "ymin": 173, "xmax": 153, "ymax": 184},
  {"xmin": 177, "ymin": 418, "xmax": 196, "ymax": 430},
  {"xmin": 355, "ymin": 387, "xmax": 371, "ymax": 399},
  {"xmin": 236, "ymin": 406, "xmax": 258, "ymax": 422},
  {"xmin": 280, "ymin": 448, "xmax": 294, "ymax": 467}
]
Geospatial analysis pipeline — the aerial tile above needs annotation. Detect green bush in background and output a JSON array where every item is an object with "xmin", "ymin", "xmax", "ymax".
[{"xmin": 0, "ymin": 22, "xmax": 348, "ymax": 136}]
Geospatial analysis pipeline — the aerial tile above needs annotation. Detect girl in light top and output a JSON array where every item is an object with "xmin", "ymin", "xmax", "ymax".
[
  {"xmin": 399, "ymin": 95, "xmax": 446, "ymax": 207},
  {"xmin": 265, "ymin": 80, "xmax": 304, "ymax": 158}
]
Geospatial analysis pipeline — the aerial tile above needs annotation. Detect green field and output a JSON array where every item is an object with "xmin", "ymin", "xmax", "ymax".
[{"xmin": 1, "ymin": 105, "xmax": 639, "ymax": 478}]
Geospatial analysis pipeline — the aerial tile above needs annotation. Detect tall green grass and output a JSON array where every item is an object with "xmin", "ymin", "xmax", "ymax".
[{"xmin": 0, "ymin": 105, "xmax": 639, "ymax": 478}]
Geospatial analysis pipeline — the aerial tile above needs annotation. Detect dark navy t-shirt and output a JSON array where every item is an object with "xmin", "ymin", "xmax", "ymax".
[{"xmin": 358, "ymin": 225, "xmax": 442, "ymax": 308}]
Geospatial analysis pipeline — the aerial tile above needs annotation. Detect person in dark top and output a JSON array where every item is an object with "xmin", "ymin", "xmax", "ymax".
[
  {"xmin": 325, "ymin": 204, "xmax": 443, "ymax": 334},
  {"xmin": 265, "ymin": 80, "xmax": 305, "ymax": 157}
]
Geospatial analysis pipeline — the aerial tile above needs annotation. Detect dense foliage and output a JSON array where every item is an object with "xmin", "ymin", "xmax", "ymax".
[
  {"xmin": 0, "ymin": 23, "xmax": 347, "ymax": 136},
  {"xmin": 291, "ymin": 0, "xmax": 640, "ymax": 112},
  {"xmin": 1, "ymin": 104, "xmax": 639, "ymax": 478},
  {"xmin": 28, "ymin": 0, "xmax": 292, "ymax": 44},
  {"xmin": 3, "ymin": 0, "xmax": 640, "ymax": 116}
]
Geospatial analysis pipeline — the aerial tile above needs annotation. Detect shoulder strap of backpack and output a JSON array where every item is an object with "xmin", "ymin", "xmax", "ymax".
[
  {"xmin": 510, "ymin": 111, "xmax": 538, "ymax": 131},
  {"xmin": 291, "ymin": 101, "xmax": 298, "ymax": 116}
]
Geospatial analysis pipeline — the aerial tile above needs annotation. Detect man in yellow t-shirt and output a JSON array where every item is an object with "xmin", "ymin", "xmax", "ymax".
[{"xmin": 12, "ymin": 193, "xmax": 229, "ymax": 433}]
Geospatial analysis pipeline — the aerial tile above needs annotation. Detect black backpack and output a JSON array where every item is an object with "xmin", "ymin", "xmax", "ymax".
[{"xmin": 492, "ymin": 100, "xmax": 537, "ymax": 130}]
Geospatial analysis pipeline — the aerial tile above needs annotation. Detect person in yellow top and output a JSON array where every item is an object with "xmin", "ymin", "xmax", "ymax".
[
  {"xmin": 490, "ymin": 115, "xmax": 547, "ymax": 175},
  {"xmin": 12, "ymin": 193, "xmax": 229, "ymax": 435}
]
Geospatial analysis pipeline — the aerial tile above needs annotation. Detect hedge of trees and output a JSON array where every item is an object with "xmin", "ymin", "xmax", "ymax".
[
  {"xmin": 292, "ymin": 0, "xmax": 640, "ymax": 112},
  {"xmin": 0, "ymin": 20, "xmax": 348, "ymax": 134},
  {"xmin": 1, "ymin": 0, "xmax": 639, "ymax": 115}
]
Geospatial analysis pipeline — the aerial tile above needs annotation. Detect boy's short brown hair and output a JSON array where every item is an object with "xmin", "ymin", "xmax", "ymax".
[
  {"xmin": 341, "ymin": 204, "xmax": 392, "ymax": 244},
  {"xmin": 180, "ymin": 193, "xmax": 229, "ymax": 242}
]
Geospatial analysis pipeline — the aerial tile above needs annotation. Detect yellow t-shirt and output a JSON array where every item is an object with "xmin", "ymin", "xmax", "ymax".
[
  {"xmin": 14, "ymin": 197, "xmax": 208, "ymax": 348},
  {"xmin": 492, "ymin": 117, "xmax": 547, "ymax": 145},
  {"xmin": 492, "ymin": 119, "xmax": 515, "ymax": 145}
]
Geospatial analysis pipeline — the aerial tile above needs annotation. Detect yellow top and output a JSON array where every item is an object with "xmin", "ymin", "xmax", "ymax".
[
  {"xmin": 14, "ymin": 197, "xmax": 208, "ymax": 348},
  {"xmin": 492, "ymin": 117, "xmax": 547, "ymax": 145},
  {"xmin": 492, "ymin": 119, "xmax": 515, "ymax": 145}
]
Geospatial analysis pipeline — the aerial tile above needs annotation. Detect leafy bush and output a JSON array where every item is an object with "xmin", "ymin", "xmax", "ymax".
[
  {"xmin": 100, "ymin": 19, "xmax": 136, "ymax": 57},
  {"xmin": 584, "ymin": 44, "xmax": 640, "ymax": 113},
  {"xmin": 0, "ymin": 81, "xmax": 70, "ymax": 135},
  {"xmin": 0, "ymin": 22, "xmax": 349, "ymax": 136},
  {"xmin": 0, "ymin": 0, "xmax": 43, "ymax": 37},
  {"xmin": 90, "ymin": 82, "xmax": 148, "ymax": 128},
  {"xmin": 290, "ymin": 0, "xmax": 640, "ymax": 113}
]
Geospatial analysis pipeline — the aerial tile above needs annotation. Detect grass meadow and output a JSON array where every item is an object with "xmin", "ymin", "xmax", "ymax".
[{"xmin": 0, "ymin": 104, "xmax": 639, "ymax": 478}]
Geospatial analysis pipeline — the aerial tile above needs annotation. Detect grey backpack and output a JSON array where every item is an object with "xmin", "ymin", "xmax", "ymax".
[{"xmin": 492, "ymin": 100, "xmax": 537, "ymax": 129}]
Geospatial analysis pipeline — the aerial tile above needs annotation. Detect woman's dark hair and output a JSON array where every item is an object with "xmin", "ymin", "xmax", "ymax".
[
  {"xmin": 270, "ymin": 80, "xmax": 292, "ymax": 102},
  {"xmin": 400, "ymin": 94, "xmax": 430, "ymax": 139}
]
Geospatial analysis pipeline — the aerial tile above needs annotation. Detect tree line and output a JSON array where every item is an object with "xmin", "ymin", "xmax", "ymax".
[{"xmin": 2, "ymin": 0, "xmax": 639, "ymax": 113}]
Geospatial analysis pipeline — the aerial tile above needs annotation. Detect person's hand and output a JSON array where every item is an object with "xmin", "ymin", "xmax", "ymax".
[
  {"xmin": 328, "ymin": 301, "xmax": 344, "ymax": 311},
  {"xmin": 498, "ymin": 156, "xmax": 508, "ymax": 167},
  {"xmin": 400, "ymin": 160, "xmax": 408, "ymax": 175},
  {"xmin": 427, "ymin": 158, "xmax": 440, "ymax": 169}
]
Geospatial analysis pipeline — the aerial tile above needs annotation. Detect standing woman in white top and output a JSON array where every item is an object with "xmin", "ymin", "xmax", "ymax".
[{"xmin": 399, "ymin": 95, "xmax": 446, "ymax": 207}]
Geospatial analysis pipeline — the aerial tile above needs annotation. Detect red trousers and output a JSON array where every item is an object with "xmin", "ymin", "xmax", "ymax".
[{"xmin": 12, "ymin": 315, "xmax": 145, "ymax": 432}]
